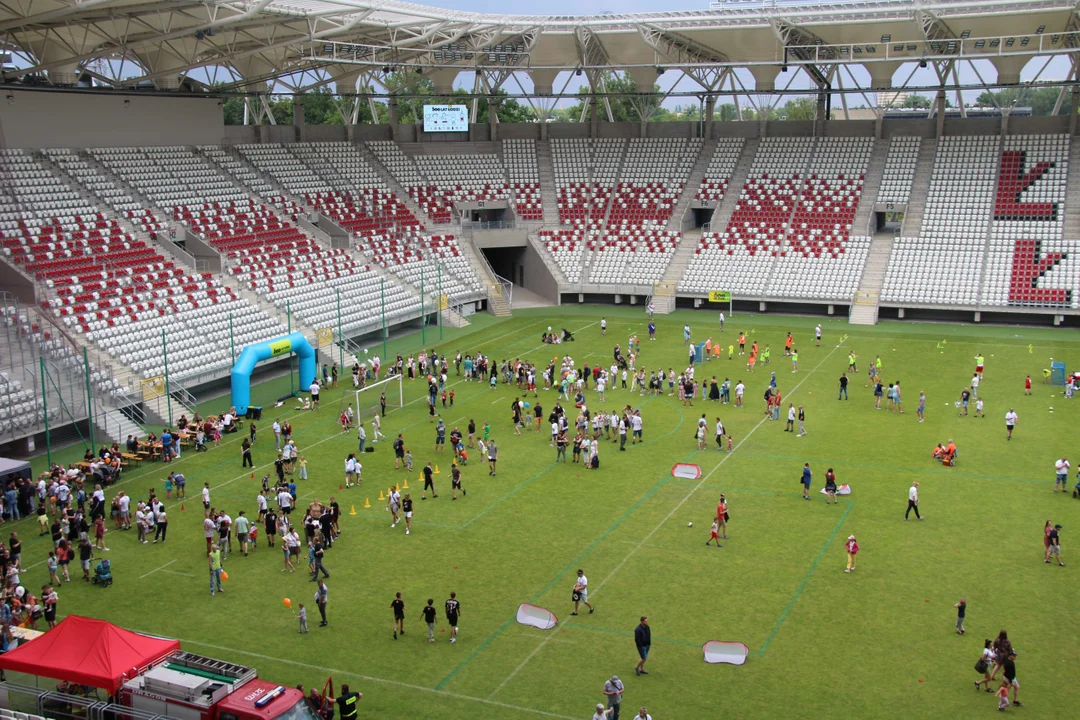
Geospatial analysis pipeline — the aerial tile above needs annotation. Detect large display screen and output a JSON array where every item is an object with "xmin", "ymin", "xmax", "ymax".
[{"xmin": 423, "ymin": 104, "xmax": 468, "ymax": 132}]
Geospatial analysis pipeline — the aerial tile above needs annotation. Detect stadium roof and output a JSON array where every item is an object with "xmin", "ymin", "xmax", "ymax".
[{"xmin": 0, "ymin": 0, "xmax": 1077, "ymax": 93}]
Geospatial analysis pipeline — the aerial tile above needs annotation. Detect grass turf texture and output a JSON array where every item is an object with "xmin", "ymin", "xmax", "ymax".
[{"xmin": 17, "ymin": 307, "xmax": 1080, "ymax": 719}]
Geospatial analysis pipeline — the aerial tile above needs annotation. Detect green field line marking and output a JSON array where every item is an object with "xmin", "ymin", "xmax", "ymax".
[
  {"xmin": 433, "ymin": 617, "xmax": 515, "ymax": 691},
  {"xmin": 734, "ymin": 452, "xmax": 1047, "ymax": 486},
  {"xmin": 432, "ymin": 453, "xmax": 692, "ymax": 693},
  {"xmin": 755, "ymin": 500, "xmax": 854, "ymax": 658},
  {"xmin": 663, "ymin": 479, "xmax": 806, "ymax": 497},
  {"xmin": 458, "ymin": 461, "xmax": 558, "ymax": 529},
  {"xmin": 560, "ymin": 621, "xmax": 700, "ymax": 647}
]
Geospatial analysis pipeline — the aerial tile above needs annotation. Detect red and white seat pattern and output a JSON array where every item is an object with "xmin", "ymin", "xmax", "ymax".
[
  {"xmin": 308, "ymin": 190, "xmax": 422, "ymax": 238},
  {"xmin": 883, "ymin": 136, "xmax": 998, "ymax": 306},
  {"xmin": 695, "ymin": 139, "xmax": 745, "ymax": 204},
  {"xmin": 588, "ymin": 228, "xmax": 680, "ymax": 285},
  {"xmin": 367, "ymin": 141, "xmax": 452, "ymax": 224},
  {"xmin": 877, "ymin": 136, "xmax": 921, "ymax": 204},
  {"xmin": 552, "ymin": 138, "xmax": 625, "ymax": 226},
  {"xmin": 88, "ymin": 146, "xmax": 248, "ymax": 208},
  {"xmin": 983, "ymin": 134, "xmax": 1078, "ymax": 309},
  {"xmin": 539, "ymin": 228, "xmax": 587, "ymax": 282},
  {"xmin": 504, "ymin": 139, "xmax": 543, "ymax": 220},
  {"xmin": 176, "ymin": 199, "xmax": 307, "ymax": 255},
  {"xmin": 414, "ymin": 153, "xmax": 509, "ymax": 205}
]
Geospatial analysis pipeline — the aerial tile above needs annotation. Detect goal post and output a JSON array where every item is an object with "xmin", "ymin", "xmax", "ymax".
[{"xmin": 341, "ymin": 373, "xmax": 403, "ymax": 422}]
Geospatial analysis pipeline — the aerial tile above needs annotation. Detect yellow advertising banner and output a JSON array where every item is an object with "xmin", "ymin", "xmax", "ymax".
[
  {"xmin": 708, "ymin": 291, "xmax": 732, "ymax": 303},
  {"xmin": 269, "ymin": 339, "xmax": 293, "ymax": 357}
]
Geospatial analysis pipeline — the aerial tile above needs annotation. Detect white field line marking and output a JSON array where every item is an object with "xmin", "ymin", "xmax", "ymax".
[
  {"xmin": 158, "ymin": 569, "xmax": 196, "ymax": 578},
  {"xmin": 140, "ymin": 558, "xmax": 178, "ymax": 579},
  {"xmin": 488, "ymin": 341, "xmax": 843, "ymax": 699},
  {"xmin": 163, "ymin": 636, "xmax": 579, "ymax": 720}
]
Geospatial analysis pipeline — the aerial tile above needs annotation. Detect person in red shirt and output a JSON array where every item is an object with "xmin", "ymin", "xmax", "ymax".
[
  {"xmin": 715, "ymin": 494, "xmax": 729, "ymax": 539},
  {"xmin": 1024, "ymin": 375, "xmax": 1032, "ymax": 395}
]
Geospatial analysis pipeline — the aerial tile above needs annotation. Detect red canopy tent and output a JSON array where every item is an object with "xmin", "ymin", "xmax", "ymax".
[{"xmin": 0, "ymin": 616, "xmax": 180, "ymax": 694}]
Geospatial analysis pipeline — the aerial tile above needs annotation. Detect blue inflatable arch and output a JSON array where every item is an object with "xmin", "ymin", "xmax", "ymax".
[{"xmin": 231, "ymin": 332, "xmax": 315, "ymax": 416}]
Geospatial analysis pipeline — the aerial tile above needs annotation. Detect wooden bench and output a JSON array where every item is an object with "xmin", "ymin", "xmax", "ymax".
[{"xmin": 121, "ymin": 453, "xmax": 141, "ymax": 467}]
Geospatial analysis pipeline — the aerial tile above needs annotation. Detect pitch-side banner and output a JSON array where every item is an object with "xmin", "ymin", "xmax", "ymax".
[{"xmin": 708, "ymin": 290, "xmax": 732, "ymax": 303}]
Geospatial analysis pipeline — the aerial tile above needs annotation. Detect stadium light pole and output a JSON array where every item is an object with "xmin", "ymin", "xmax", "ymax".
[
  {"xmin": 83, "ymin": 347, "xmax": 95, "ymax": 451},
  {"xmin": 421, "ymin": 265, "xmax": 426, "ymax": 347},
  {"xmin": 336, "ymin": 289, "xmax": 343, "ymax": 370},
  {"xmin": 39, "ymin": 357, "xmax": 51, "ymax": 466},
  {"xmin": 161, "ymin": 329, "xmax": 173, "ymax": 427},
  {"xmin": 381, "ymin": 277, "xmax": 387, "ymax": 360}
]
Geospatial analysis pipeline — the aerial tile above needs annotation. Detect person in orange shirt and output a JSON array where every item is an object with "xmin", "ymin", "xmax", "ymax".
[
  {"xmin": 704, "ymin": 337, "xmax": 713, "ymax": 362},
  {"xmin": 784, "ymin": 333, "xmax": 794, "ymax": 356},
  {"xmin": 738, "ymin": 333, "xmax": 746, "ymax": 355},
  {"xmin": 943, "ymin": 439, "xmax": 957, "ymax": 466},
  {"xmin": 712, "ymin": 342, "xmax": 722, "ymax": 360},
  {"xmin": 932, "ymin": 443, "xmax": 946, "ymax": 461},
  {"xmin": 747, "ymin": 352, "xmax": 757, "ymax": 373},
  {"xmin": 751, "ymin": 341, "xmax": 759, "ymax": 357}
]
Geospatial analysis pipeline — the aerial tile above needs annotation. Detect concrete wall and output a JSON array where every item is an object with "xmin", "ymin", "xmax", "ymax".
[
  {"xmin": 943, "ymin": 118, "xmax": 999, "ymax": 136},
  {"xmin": 224, "ymin": 125, "xmax": 258, "ymax": 144},
  {"xmin": 472, "ymin": 228, "xmax": 528, "ymax": 248},
  {"xmin": 547, "ymin": 123, "xmax": 590, "ymax": 139},
  {"xmin": 498, "ymin": 123, "xmax": 539, "ymax": 139},
  {"xmin": 765, "ymin": 120, "xmax": 815, "ymax": 137},
  {"xmin": 0, "ymin": 91, "xmax": 224, "ymax": 149},
  {"xmin": 306, "ymin": 125, "xmax": 347, "ymax": 142},
  {"xmin": 881, "ymin": 119, "xmax": 936, "ymax": 138},
  {"xmin": 713, "ymin": 122, "xmax": 760, "ymax": 138},
  {"xmin": 822, "ymin": 120, "xmax": 876, "ymax": 137},
  {"xmin": 0, "ymin": 258, "xmax": 35, "ymax": 305},
  {"xmin": 522, "ymin": 242, "xmax": 559, "ymax": 303},
  {"xmin": 352, "ymin": 124, "xmax": 392, "ymax": 141},
  {"xmin": 262, "ymin": 125, "xmax": 296, "ymax": 143},
  {"xmin": 1008, "ymin": 115, "xmax": 1069, "ymax": 135}
]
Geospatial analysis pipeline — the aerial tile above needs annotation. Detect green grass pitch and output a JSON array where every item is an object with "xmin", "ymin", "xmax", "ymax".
[{"xmin": 17, "ymin": 306, "xmax": 1080, "ymax": 719}]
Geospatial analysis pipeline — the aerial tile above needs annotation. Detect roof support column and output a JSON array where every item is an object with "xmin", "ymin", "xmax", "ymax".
[
  {"xmin": 293, "ymin": 97, "xmax": 305, "ymax": 143},
  {"xmin": 589, "ymin": 97, "xmax": 598, "ymax": 138},
  {"xmin": 488, "ymin": 97, "xmax": 498, "ymax": 142},
  {"xmin": 935, "ymin": 90, "xmax": 946, "ymax": 138},
  {"xmin": 1071, "ymin": 87, "xmax": 1079, "ymax": 136},
  {"xmin": 388, "ymin": 97, "xmax": 399, "ymax": 141},
  {"xmin": 704, "ymin": 95, "xmax": 716, "ymax": 140}
]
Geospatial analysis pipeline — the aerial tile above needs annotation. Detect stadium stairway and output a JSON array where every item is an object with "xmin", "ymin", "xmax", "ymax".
[
  {"xmin": 705, "ymin": 137, "xmax": 758, "ymax": 231},
  {"xmin": 849, "ymin": 229, "xmax": 896, "ymax": 324},
  {"xmin": 667, "ymin": 139, "xmax": 716, "ymax": 231},
  {"xmin": 852, "ymin": 139, "xmax": 889, "ymax": 236},
  {"xmin": 659, "ymin": 229, "xmax": 704, "ymax": 286},
  {"xmin": 599, "ymin": 141, "xmax": 632, "ymax": 229},
  {"xmin": 535, "ymin": 141, "xmax": 560, "ymax": 225},
  {"xmin": 898, "ymin": 138, "xmax": 937, "ymax": 238},
  {"xmin": 355, "ymin": 143, "xmax": 434, "ymax": 225}
]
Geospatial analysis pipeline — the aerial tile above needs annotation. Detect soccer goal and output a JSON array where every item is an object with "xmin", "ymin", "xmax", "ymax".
[{"xmin": 341, "ymin": 373, "xmax": 404, "ymax": 422}]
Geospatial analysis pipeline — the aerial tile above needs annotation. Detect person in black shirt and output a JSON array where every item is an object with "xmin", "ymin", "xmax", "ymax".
[
  {"xmin": 335, "ymin": 685, "xmax": 361, "ymax": 720},
  {"xmin": 959, "ymin": 388, "xmax": 971, "ymax": 416},
  {"xmin": 874, "ymin": 381, "xmax": 884, "ymax": 410},
  {"xmin": 274, "ymin": 454, "xmax": 285, "ymax": 483},
  {"xmin": 264, "ymin": 509, "xmax": 277, "ymax": 547},
  {"xmin": 634, "ymin": 616, "xmax": 651, "ymax": 676},
  {"xmin": 467, "ymin": 419, "xmax": 476, "ymax": 448},
  {"xmin": 402, "ymin": 494, "xmax": 413, "ymax": 535},
  {"xmin": 421, "ymin": 599, "xmax": 438, "ymax": 642},
  {"xmin": 391, "ymin": 592, "xmax": 405, "ymax": 639},
  {"xmin": 310, "ymin": 540, "xmax": 329, "ymax": 580},
  {"xmin": 1002, "ymin": 652, "xmax": 1021, "ymax": 706},
  {"xmin": 422, "ymin": 463, "xmax": 437, "ymax": 500},
  {"xmin": 534, "ymin": 403, "xmax": 543, "ymax": 433},
  {"xmin": 319, "ymin": 511, "xmax": 334, "ymax": 548},
  {"xmin": 837, "ymin": 372, "xmax": 849, "ymax": 400},
  {"xmin": 445, "ymin": 592, "xmax": 460, "ymax": 643},
  {"xmin": 451, "ymin": 463, "xmax": 465, "ymax": 500},
  {"xmin": 241, "ymin": 438, "xmax": 253, "ymax": 468},
  {"xmin": 393, "ymin": 435, "xmax": 406, "ymax": 469}
]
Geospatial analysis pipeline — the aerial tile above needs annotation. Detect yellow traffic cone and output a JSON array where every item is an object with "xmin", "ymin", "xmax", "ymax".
[
  {"xmin": 351, "ymin": 504, "xmax": 358, "ymax": 515},
  {"xmin": 362, "ymin": 498, "xmax": 369, "ymax": 510},
  {"xmin": 434, "ymin": 464, "xmax": 441, "ymax": 475},
  {"xmin": 378, "ymin": 489, "xmax": 385, "ymax": 501},
  {"xmin": 403, "ymin": 477, "xmax": 409, "ymax": 489}
]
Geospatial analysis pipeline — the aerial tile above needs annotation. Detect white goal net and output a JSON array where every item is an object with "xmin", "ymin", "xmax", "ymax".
[{"xmin": 342, "ymin": 373, "xmax": 403, "ymax": 423}]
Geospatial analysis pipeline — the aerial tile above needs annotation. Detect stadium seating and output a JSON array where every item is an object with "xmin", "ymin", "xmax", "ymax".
[
  {"xmin": 877, "ymin": 136, "xmax": 921, "ymax": 204},
  {"xmin": 982, "ymin": 134, "xmax": 1077, "ymax": 309},
  {"xmin": 551, "ymin": 138, "xmax": 625, "ymax": 226},
  {"xmin": 538, "ymin": 228, "xmax": 586, "ymax": 282},
  {"xmin": 236, "ymin": 143, "xmax": 330, "ymax": 196},
  {"xmin": 199, "ymin": 145, "xmax": 275, "ymax": 197},
  {"xmin": 695, "ymin": 139, "xmax": 745, "ymax": 204},
  {"xmin": 414, "ymin": 153, "xmax": 508, "ymax": 205},
  {"xmin": 587, "ymin": 229, "xmax": 680, "ymax": 285},
  {"xmin": 504, "ymin": 139, "xmax": 543, "ymax": 220},
  {"xmin": 882, "ymin": 136, "xmax": 998, "ymax": 306},
  {"xmin": 681, "ymin": 137, "xmax": 873, "ymax": 300},
  {"xmin": 367, "ymin": 141, "xmax": 452, "ymax": 224}
]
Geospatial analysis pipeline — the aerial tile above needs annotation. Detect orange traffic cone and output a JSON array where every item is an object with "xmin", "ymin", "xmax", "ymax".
[
  {"xmin": 339, "ymin": 484, "xmax": 343, "ymax": 491},
  {"xmin": 250, "ymin": 473, "xmax": 254, "ymax": 479},
  {"xmin": 180, "ymin": 504, "xmax": 185, "ymax": 511}
]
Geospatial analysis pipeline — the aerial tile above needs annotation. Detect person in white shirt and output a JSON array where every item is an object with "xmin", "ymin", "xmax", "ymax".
[
  {"xmin": 970, "ymin": 374, "xmax": 981, "ymax": 400},
  {"xmin": 734, "ymin": 381, "xmax": 745, "ymax": 407},
  {"xmin": 715, "ymin": 419, "xmax": 726, "ymax": 450},
  {"xmin": 1055, "ymin": 457, "xmax": 1071, "ymax": 493},
  {"xmin": 635, "ymin": 708, "xmax": 652, "ymax": 720},
  {"xmin": 272, "ymin": 420, "xmax": 282, "ymax": 450},
  {"xmin": 386, "ymin": 486, "xmax": 402, "ymax": 528},
  {"xmin": 719, "ymin": 311, "xmax": 725, "ymax": 331},
  {"xmin": 1005, "ymin": 408, "xmax": 1018, "ymax": 440},
  {"xmin": 277, "ymin": 489, "xmax": 293, "ymax": 515},
  {"xmin": 618, "ymin": 417, "xmax": 628, "ymax": 451},
  {"xmin": 590, "ymin": 437, "xmax": 600, "ymax": 468},
  {"xmin": 345, "ymin": 455, "xmax": 357, "ymax": 488},
  {"xmin": 906, "ymin": 481, "xmax": 922, "ymax": 520},
  {"xmin": 372, "ymin": 412, "xmax": 385, "ymax": 441},
  {"xmin": 593, "ymin": 704, "xmax": 614, "ymax": 720},
  {"xmin": 309, "ymin": 381, "xmax": 320, "ymax": 410},
  {"xmin": 295, "ymin": 396, "xmax": 311, "ymax": 411},
  {"xmin": 786, "ymin": 404, "xmax": 796, "ymax": 433},
  {"xmin": 201, "ymin": 483, "xmax": 211, "ymax": 518},
  {"xmin": 550, "ymin": 421, "xmax": 559, "ymax": 448},
  {"xmin": 358, "ymin": 424, "xmax": 367, "ymax": 454},
  {"xmin": 631, "ymin": 412, "xmax": 643, "ymax": 444},
  {"xmin": 256, "ymin": 491, "xmax": 268, "ymax": 520},
  {"xmin": 597, "ymin": 375, "xmax": 606, "ymax": 402},
  {"xmin": 117, "ymin": 492, "xmax": 131, "ymax": 529},
  {"xmin": 815, "ymin": 324, "xmax": 822, "ymax": 346},
  {"xmin": 572, "ymin": 569, "xmax": 594, "ymax": 615}
]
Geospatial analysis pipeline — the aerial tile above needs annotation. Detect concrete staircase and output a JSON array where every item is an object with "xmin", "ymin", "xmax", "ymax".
[
  {"xmin": 660, "ymin": 229, "xmax": 703, "ymax": 287},
  {"xmin": 1063, "ymin": 140, "xmax": 1080, "ymax": 241},
  {"xmin": 852, "ymin": 139, "xmax": 889, "ymax": 236},
  {"xmin": 488, "ymin": 291, "xmax": 512, "ymax": 316},
  {"xmin": 535, "ymin": 140, "xmax": 560, "ymax": 225},
  {"xmin": 440, "ymin": 306, "xmax": 471, "ymax": 328},
  {"xmin": 356, "ymin": 142, "xmax": 434, "ymax": 225},
  {"xmin": 667, "ymin": 139, "xmax": 716, "ymax": 231},
  {"xmin": 849, "ymin": 229, "xmax": 896, "ymax": 324},
  {"xmin": 899, "ymin": 138, "xmax": 937, "ymax": 238},
  {"xmin": 707, "ymin": 137, "xmax": 758, "ymax": 231}
]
